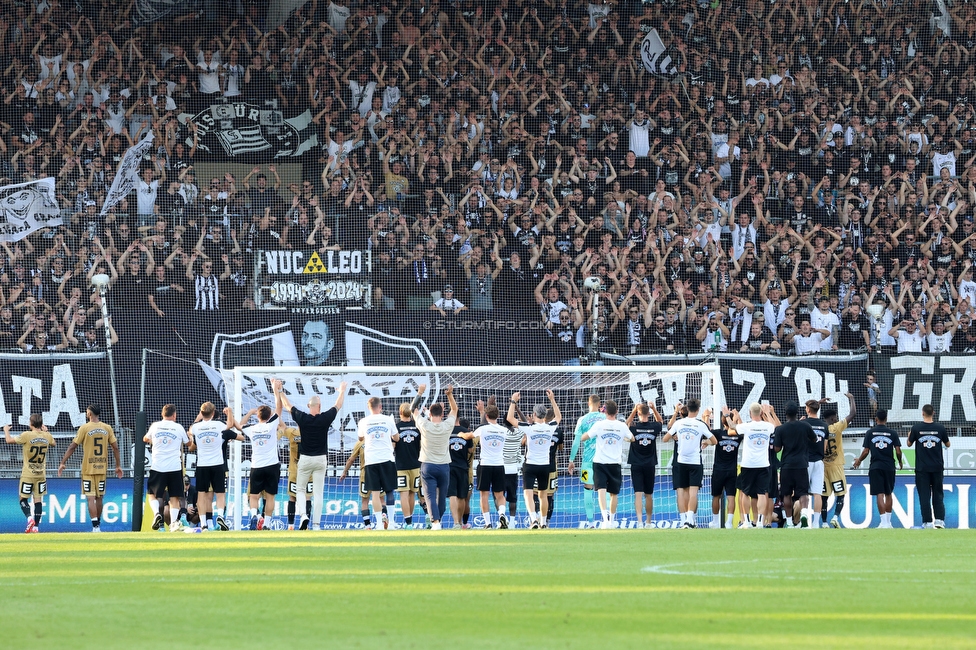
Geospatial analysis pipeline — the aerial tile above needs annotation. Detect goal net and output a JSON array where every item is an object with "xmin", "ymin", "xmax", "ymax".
[{"xmin": 222, "ymin": 364, "xmax": 720, "ymax": 530}]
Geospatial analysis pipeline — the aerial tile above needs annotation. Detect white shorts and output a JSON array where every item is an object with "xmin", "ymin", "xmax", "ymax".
[{"xmin": 807, "ymin": 461, "xmax": 825, "ymax": 496}]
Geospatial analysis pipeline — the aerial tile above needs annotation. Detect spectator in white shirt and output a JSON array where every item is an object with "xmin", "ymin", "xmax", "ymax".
[
  {"xmin": 793, "ymin": 320, "xmax": 829, "ymax": 355},
  {"xmin": 888, "ymin": 317, "xmax": 927, "ymax": 352}
]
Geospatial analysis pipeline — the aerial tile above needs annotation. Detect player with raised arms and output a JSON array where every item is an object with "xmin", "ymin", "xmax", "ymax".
[
  {"xmin": 625, "ymin": 401, "xmax": 663, "ymax": 529},
  {"xmin": 58, "ymin": 405, "xmax": 122, "ymax": 533},
  {"xmin": 732, "ymin": 403, "xmax": 778, "ymax": 528},
  {"xmin": 472, "ymin": 400, "xmax": 510, "ymax": 529},
  {"xmin": 663, "ymin": 399, "xmax": 717, "ymax": 528},
  {"xmin": 189, "ymin": 402, "xmax": 229, "ymax": 531},
  {"xmin": 822, "ymin": 393, "xmax": 855, "ymax": 528},
  {"xmin": 567, "ymin": 395, "xmax": 604, "ymax": 528},
  {"xmin": 4, "ymin": 416, "xmax": 55, "ymax": 533},
  {"xmin": 580, "ymin": 399, "xmax": 635, "ymax": 528},
  {"xmin": 223, "ymin": 381, "xmax": 284, "ymax": 530},
  {"xmin": 508, "ymin": 389, "xmax": 561, "ymax": 529}
]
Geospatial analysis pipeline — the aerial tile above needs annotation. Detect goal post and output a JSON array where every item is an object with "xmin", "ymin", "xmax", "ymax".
[{"xmin": 225, "ymin": 364, "xmax": 720, "ymax": 530}]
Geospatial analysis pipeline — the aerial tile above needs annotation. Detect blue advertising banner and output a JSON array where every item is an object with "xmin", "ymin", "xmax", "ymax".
[
  {"xmin": 0, "ymin": 478, "xmax": 134, "ymax": 533},
  {"xmin": 838, "ymin": 475, "xmax": 976, "ymax": 529}
]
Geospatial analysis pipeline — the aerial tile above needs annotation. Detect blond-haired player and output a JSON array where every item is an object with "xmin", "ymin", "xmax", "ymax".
[
  {"xmin": 5, "ymin": 415, "xmax": 55, "ymax": 533},
  {"xmin": 189, "ymin": 402, "xmax": 229, "ymax": 531}
]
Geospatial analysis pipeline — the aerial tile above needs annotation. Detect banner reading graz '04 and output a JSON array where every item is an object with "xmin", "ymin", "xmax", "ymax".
[
  {"xmin": 873, "ymin": 354, "xmax": 976, "ymax": 427},
  {"xmin": 0, "ymin": 352, "xmax": 114, "ymax": 430},
  {"xmin": 253, "ymin": 247, "xmax": 372, "ymax": 313},
  {"xmin": 715, "ymin": 353, "xmax": 871, "ymax": 426}
]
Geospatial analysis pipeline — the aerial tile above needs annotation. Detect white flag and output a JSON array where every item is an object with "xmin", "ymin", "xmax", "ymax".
[
  {"xmin": 640, "ymin": 29, "xmax": 678, "ymax": 78},
  {"xmin": 0, "ymin": 178, "xmax": 62, "ymax": 242},
  {"xmin": 101, "ymin": 131, "xmax": 154, "ymax": 216}
]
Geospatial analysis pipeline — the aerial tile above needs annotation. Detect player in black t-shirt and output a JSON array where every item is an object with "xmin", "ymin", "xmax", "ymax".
[
  {"xmin": 907, "ymin": 404, "xmax": 951, "ymax": 528},
  {"xmin": 395, "ymin": 404, "xmax": 428, "ymax": 529},
  {"xmin": 803, "ymin": 400, "xmax": 830, "ymax": 527},
  {"xmin": 449, "ymin": 419, "xmax": 475, "ymax": 528},
  {"xmin": 773, "ymin": 401, "xmax": 817, "ymax": 527},
  {"xmin": 852, "ymin": 409, "xmax": 903, "ymax": 528},
  {"xmin": 708, "ymin": 408, "xmax": 740, "ymax": 529},
  {"xmin": 626, "ymin": 402, "xmax": 663, "ymax": 529}
]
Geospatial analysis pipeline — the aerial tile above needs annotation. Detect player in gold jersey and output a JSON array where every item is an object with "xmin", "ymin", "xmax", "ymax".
[
  {"xmin": 821, "ymin": 393, "xmax": 855, "ymax": 529},
  {"xmin": 59, "ymin": 405, "xmax": 122, "ymax": 532},
  {"xmin": 4, "ymin": 414, "xmax": 55, "ymax": 533},
  {"xmin": 278, "ymin": 423, "xmax": 309, "ymax": 530}
]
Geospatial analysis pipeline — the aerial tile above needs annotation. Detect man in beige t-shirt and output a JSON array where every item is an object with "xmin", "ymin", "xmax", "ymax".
[{"xmin": 412, "ymin": 384, "xmax": 458, "ymax": 530}]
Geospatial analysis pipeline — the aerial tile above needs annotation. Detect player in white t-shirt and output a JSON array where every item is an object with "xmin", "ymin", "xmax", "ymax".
[
  {"xmin": 732, "ymin": 403, "xmax": 778, "ymax": 528},
  {"xmin": 144, "ymin": 403, "xmax": 190, "ymax": 532},
  {"xmin": 471, "ymin": 401, "xmax": 510, "ymax": 529},
  {"xmin": 507, "ymin": 389, "xmax": 561, "ymax": 529},
  {"xmin": 225, "ymin": 380, "xmax": 284, "ymax": 530},
  {"xmin": 357, "ymin": 396, "xmax": 401, "ymax": 529},
  {"xmin": 580, "ymin": 400, "xmax": 635, "ymax": 528},
  {"xmin": 189, "ymin": 401, "xmax": 229, "ymax": 531},
  {"xmin": 663, "ymin": 399, "xmax": 717, "ymax": 528}
]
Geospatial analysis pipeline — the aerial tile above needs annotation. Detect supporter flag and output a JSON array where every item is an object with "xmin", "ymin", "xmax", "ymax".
[
  {"xmin": 0, "ymin": 178, "xmax": 62, "ymax": 242},
  {"xmin": 101, "ymin": 132, "xmax": 154, "ymax": 216},
  {"xmin": 131, "ymin": 0, "xmax": 195, "ymax": 26},
  {"xmin": 639, "ymin": 29, "xmax": 678, "ymax": 78}
]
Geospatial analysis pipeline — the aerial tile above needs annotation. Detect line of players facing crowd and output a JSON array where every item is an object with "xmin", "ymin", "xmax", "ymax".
[{"xmin": 0, "ymin": 387, "xmax": 948, "ymax": 532}]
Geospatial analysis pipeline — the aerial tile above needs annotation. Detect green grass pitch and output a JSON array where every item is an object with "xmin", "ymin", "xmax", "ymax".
[{"xmin": 1, "ymin": 530, "xmax": 974, "ymax": 649}]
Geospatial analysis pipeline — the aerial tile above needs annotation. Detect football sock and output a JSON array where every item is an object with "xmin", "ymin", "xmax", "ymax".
[
  {"xmin": 287, "ymin": 501, "xmax": 296, "ymax": 525},
  {"xmin": 215, "ymin": 507, "xmax": 224, "ymax": 518},
  {"xmin": 462, "ymin": 512, "xmax": 470, "ymax": 525},
  {"xmin": 91, "ymin": 517, "xmax": 100, "ymax": 529},
  {"xmin": 361, "ymin": 508, "xmax": 371, "ymax": 526},
  {"xmin": 834, "ymin": 495, "xmax": 845, "ymax": 517},
  {"xmin": 600, "ymin": 509, "xmax": 609, "ymax": 523},
  {"xmin": 583, "ymin": 490, "xmax": 595, "ymax": 521},
  {"xmin": 757, "ymin": 514, "xmax": 765, "ymax": 527},
  {"xmin": 20, "ymin": 498, "xmax": 31, "ymax": 518},
  {"xmin": 249, "ymin": 508, "xmax": 258, "ymax": 518},
  {"xmin": 711, "ymin": 513, "xmax": 720, "ymax": 526},
  {"xmin": 405, "ymin": 515, "xmax": 413, "ymax": 525},
  {"xmin": 150, "ymin": 500, "xmax": 160, "ymax": 515},
  {"xmin": 419, "ymin": 500, "xmax": 429, "ymax": 514},
  {"xmin": 483, "ymin": 511, "xmax": 491, "ymax": 527},
  {"xmin": 725, "ymin": 513, "xmax": 733, "ymax": 528},
  {"xmin": 33, "ymin": 501, "xmax": 42, "ymax": 526},
  {"xmin": 686, "ymin": 511, "xmax": 696, "ymax": 524},
  {"xmin": 509, "ymin": 502, "xmax": 517, "ymax": 517},
  {"xmin": 812, "ymin": 512, "xmax": 821, "ymax": 527},
  {"xmin": 547, "ymin": 495, "xmax": 555, "ymax": 519},
  {"xmin": 821, "ymin": 503, "xmax": 828, "ymax": 521},
  {"xmin": 171, "ymin": 509, "xmax": 180, "ymax": 525}
]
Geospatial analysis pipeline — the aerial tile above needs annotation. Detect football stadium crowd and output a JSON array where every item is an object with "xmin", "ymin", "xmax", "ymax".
[{"xmin": 2, "ymin": 0, "xmax": 976, "ymax": 356}]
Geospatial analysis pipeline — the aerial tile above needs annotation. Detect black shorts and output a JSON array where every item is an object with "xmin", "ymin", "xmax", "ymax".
[
  {"xmin": 195, "ymin": 464, "xmax": 226, "ymax": 494},
  {"xmin": 630, "ymin": 463, "xmax": 656, "ymax": 494},
  {"xmin": 779, "ymin": 467, "xmax": 810, "ymax": 499},
  {"xmin": 522, "ymin": 463, "xmax": 550, "ymax": 492},
  {"xmin": 768, "ymin": 466, "xmax": 779, "ymax": 498},
  {"xmin": 448, "ymin": 465, "xmax": 471, "ymax": 499},
  {"xmin": 869, "ymin": 468, "xmax": 896, "ymax": 496},
  {"xmin": 593, "ymin": 462, "xmax": 622, "ymax": 495},
  {"xmin": 249, "ymin": 463, "xmax": 281, "ymax": 495},
  {"xmin": 711, "ymin": 466, "xmax": 738, "ymax": 497},
  {"xmin": 478, "ymin": 465, "xmax": 507, "ymax": 493},
  {"xmin": 148, "ymin": 469, "xmax": 184, "ymax": 499},
  {"xmin": 673, "ymin": 462, "xmax": 704, "ymax": 489},
  {"xmin": 736, "ymin": 467, "xmax": 770, "ymax": 498},
  {"xmin": 504, "ymin": 472, "xmax": 519, "ymax": 503},
  {"xmin": 364, "ymin": 461, "xmax": 398, "ymax": 494}
]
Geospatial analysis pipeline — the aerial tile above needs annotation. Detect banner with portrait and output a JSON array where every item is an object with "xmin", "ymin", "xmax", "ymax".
[{"xmin": 0, "ymin": 178, "xmax": 62, "ymax": 243}]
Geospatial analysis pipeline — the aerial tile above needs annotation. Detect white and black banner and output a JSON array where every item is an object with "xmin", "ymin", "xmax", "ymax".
[
  {"xmin": 254, "ymin": 247, "xmax": 371, "ymax": 311},
  {"xmin": 0, "ymin": 352, "xmax": 112, "ymax": 430},
  {"xmin": 0, "ymin": 178, "xmax": 62, "ymax": 242},
  {"xmin": 180, "ymin": 104, "xmax": 318, "ymax": 159},
  {"xmin": 131, "ymin": 0, "xmax": 196, "ymax": 26},
  {"xmin": 101, "ymin": 131, "xmax": 155, "ymax": 216},
  {"xmin": 639, "ymin": 28, "xmax": 679, "ymax": 78},
  {"xmin": 875, "ymin": 354, "xmax": 976, "ymax": 426}
]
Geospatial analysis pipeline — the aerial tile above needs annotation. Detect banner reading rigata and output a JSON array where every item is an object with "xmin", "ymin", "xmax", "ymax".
[{"xmin": 0, "ymin": 178, "xmax": 61, "ymax": 242}]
